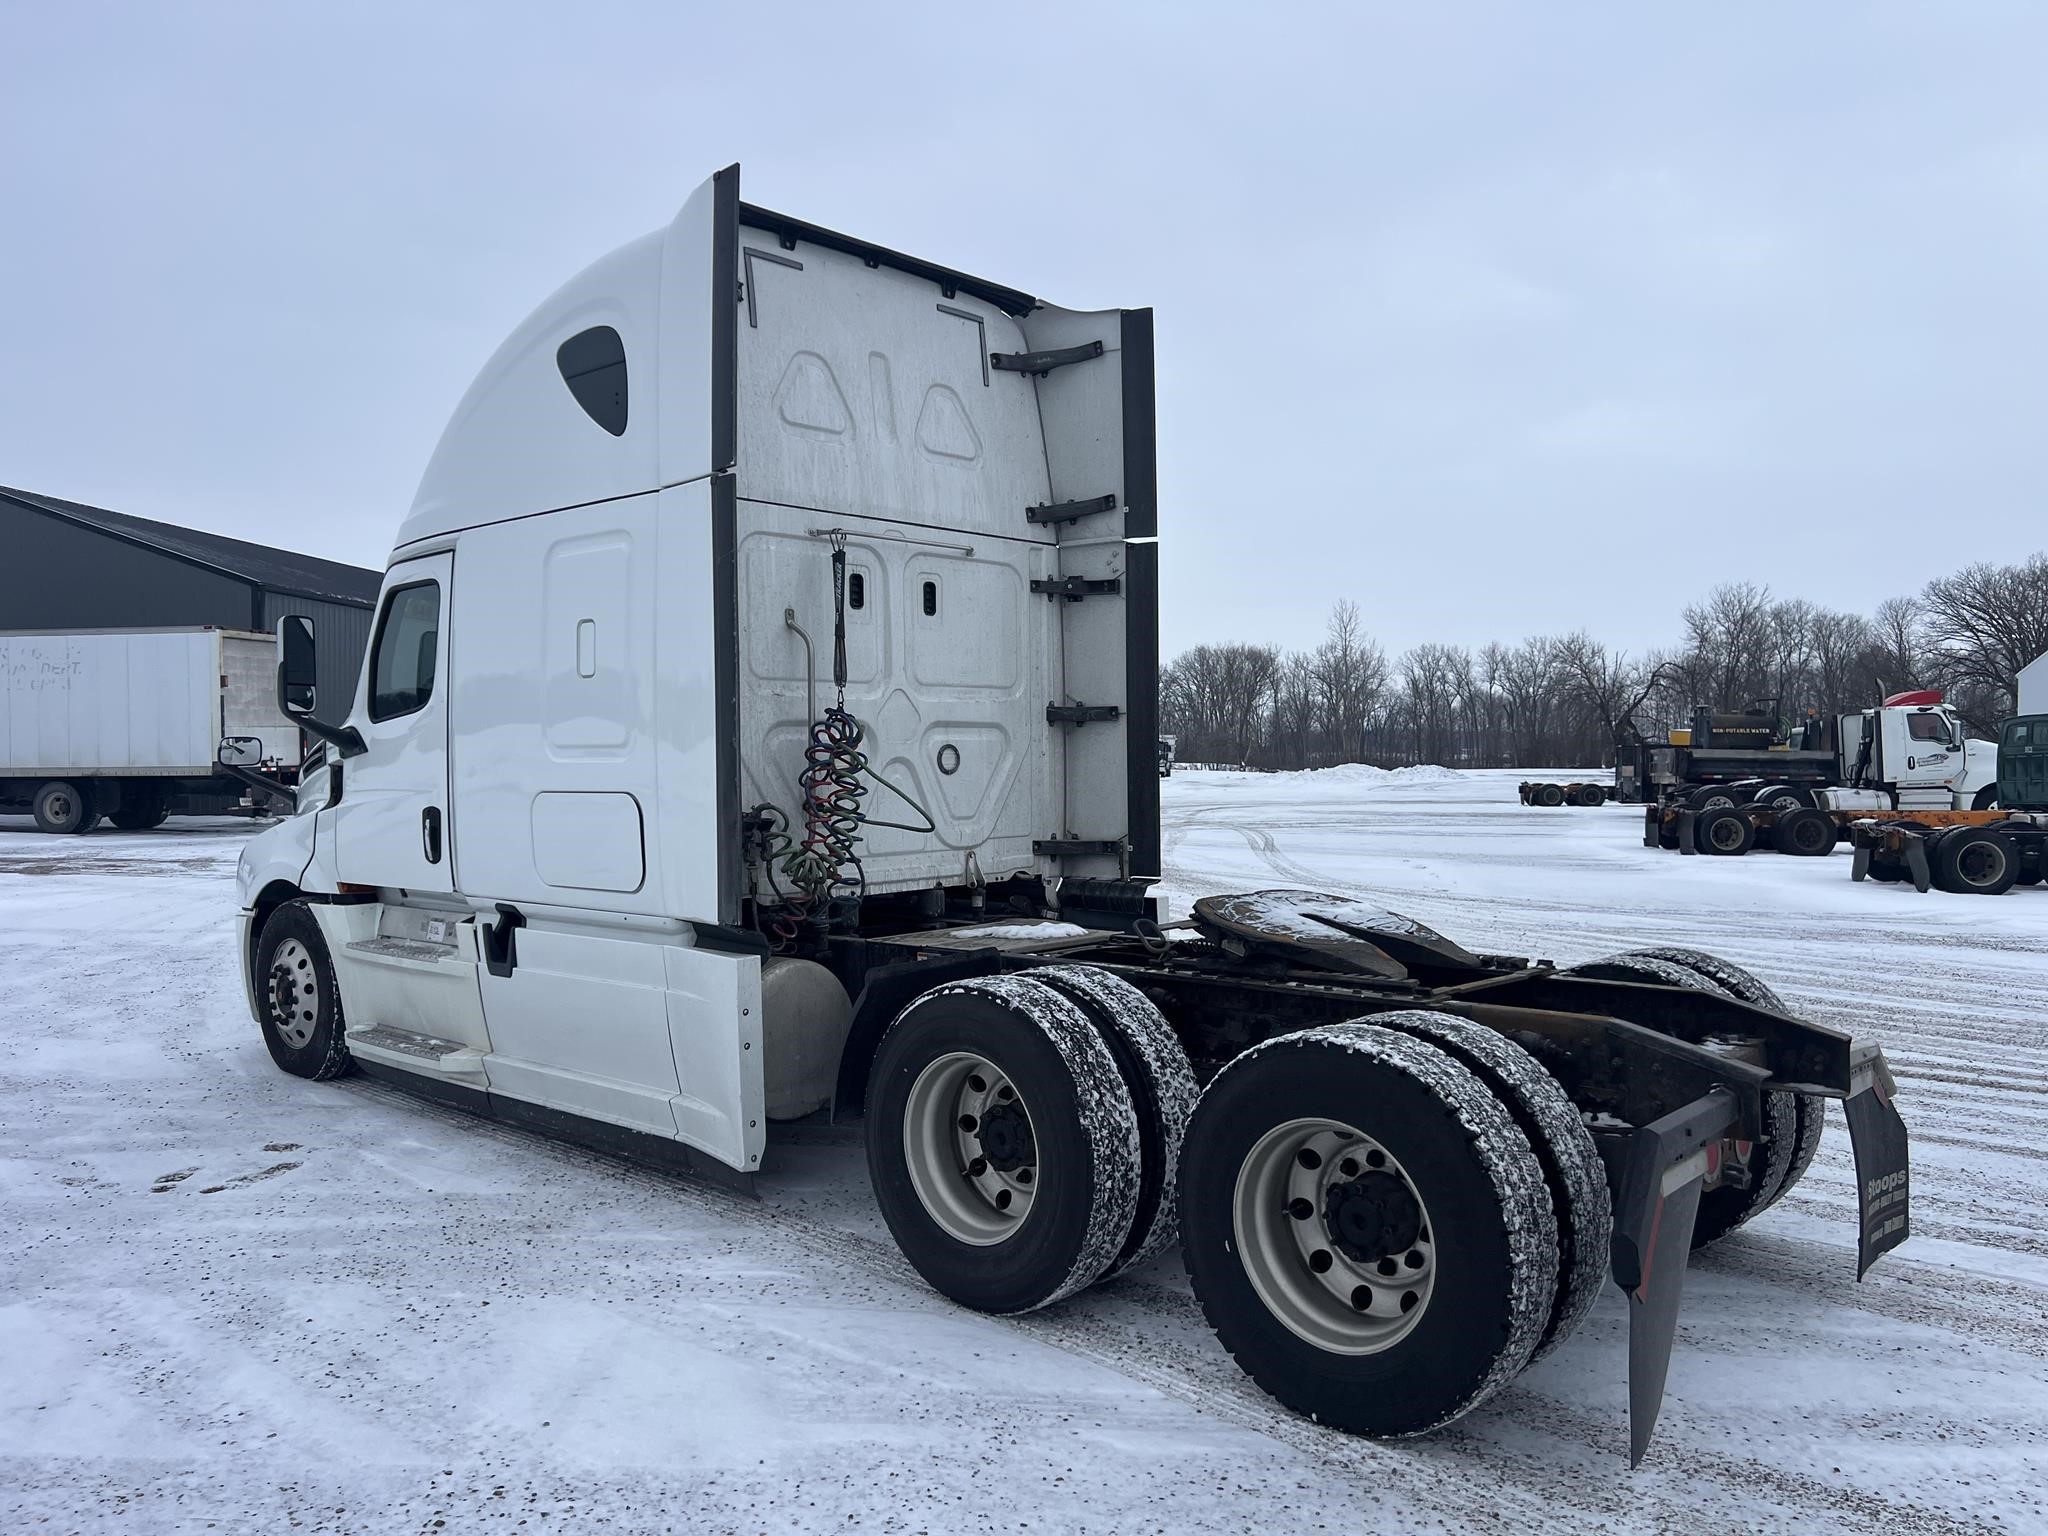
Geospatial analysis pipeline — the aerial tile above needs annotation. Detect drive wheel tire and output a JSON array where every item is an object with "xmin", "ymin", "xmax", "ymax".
[
  {"xmin": 1566, "ymin": 952, "xmax": 1798, "ymax": 1246},
  {"xmin": 1535, "ymin": 784, "xmax": 1566, "ymax": 807},
  {"xmin": 1772, "ymin": 807, "xmax": 1837, "ymax": 856},
  {"xmin": 1866, "ymin": 855, "xmax": 1908, "ymax": 883},
  {"xmin": 32, "ymin": 780, "xmax": 97, "ymax": 834},
  {"xmin": 1378, "ymin": 1011, "xmax": 1608, "ymax": 1363},
  {"xmin": 1752, "ymin": 783, "xmax": 1810, "ymax": 813},
  {"xmin": 110, "ymin": 788, "xmax": 170, "ymax": 831},
  {"xmin": 1694, "ymin": 806, "xmax": 1756, "ymax": 855},
  {"xmin": 1624, "ymin": 947, "xmax": 1825, "ymax": 1204},
  {"xmin": 254, "ymin": 901, "xmax": 353, "ymax": 1080},
  {"xmin": 1574, "ymin": 785, "xmax": 1606, "ymax": 806},
  {"xmin": 1180, "ymin": 1023, "xmax": 1557, "ymax": 1437},
  {"xmin": 1934, "ymin": 827, "xmax": 2019, "ymax": 895},
  {"xmin": 1686, "ymin": 784, "xmax": 1739, "ymax": 812},
  {"xmin": 1028, "ymin": 964, "xmax": 1198, "ymax": 1278},
  {"xmin": 868, "ymin": 976, "xmax": 1140, "ymax": 1315}
]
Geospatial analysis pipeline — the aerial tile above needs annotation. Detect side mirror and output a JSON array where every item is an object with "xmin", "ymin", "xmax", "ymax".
[
  {"xmin": 277, "ymin": 615, "xmax": 318, "ymax": 717},
  {"xmin": 218, "ymin": 735, "xmax": 264, "ymax": 767}
]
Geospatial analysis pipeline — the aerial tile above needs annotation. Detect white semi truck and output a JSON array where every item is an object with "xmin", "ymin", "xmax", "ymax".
[
  {"xmin": 2, "ymin": 626, "xmax": 299, "ymax": 831},
  {"xmin": 230, "ymin": 165, "xmax": 1912, "ymax": 1463}
]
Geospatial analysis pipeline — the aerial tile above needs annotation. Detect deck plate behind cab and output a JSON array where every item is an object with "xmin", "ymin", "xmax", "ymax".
[{"xmin": 1191, "ymin": 889, "xmax": 1483, "ymax": 978}]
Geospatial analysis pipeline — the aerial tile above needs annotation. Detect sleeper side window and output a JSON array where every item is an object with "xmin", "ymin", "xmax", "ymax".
[{"xmin": 368, "ymin": 581, "xmax": 441, "ymax": 722}]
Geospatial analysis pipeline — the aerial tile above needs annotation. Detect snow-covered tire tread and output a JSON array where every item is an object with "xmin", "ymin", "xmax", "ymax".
[
  {"xmin": 1027, "ymin": 964, "xmax": 1197, "ymax": 1277},
  {"xmin": 1378, "ymin": 1010, "xmax": 1610, "ymax": 1362},
  {"xmin": 1185, "ymin": 1022, "xmax": 1557, "ymax": 1435},
  {"xmin": 888, "ymin": 975, "xmax": 1141, "ymax": 1312}
]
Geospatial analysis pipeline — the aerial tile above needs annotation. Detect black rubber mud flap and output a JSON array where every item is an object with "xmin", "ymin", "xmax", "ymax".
[
  {"xmin": 1609, "ymin": 1090, "xmax": 1739, "ymax": 1467},
  {"xmin": 1843, "ymin": 1054, "xmax": 1910, "ymax": 1279},
  {"xmin": 1904, "ymin": 835, "xmax": 1933, "ymax": 893},
  {"xmin": 1850, "ymin": 842, "xmax": 1871, "ymax": 881},
  {"xmin": 1676, "ymin": 808, "xmax": 1696, "ymax": 854}
]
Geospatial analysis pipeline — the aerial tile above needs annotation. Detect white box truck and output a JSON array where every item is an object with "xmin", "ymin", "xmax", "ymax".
[
  {"xmin": 2, "ymin": 626, "xmax": 299, "ymax": 831},
  {"xmin": 231, "ymin": 164, "xmax": 1913, "ymax": 1463}
]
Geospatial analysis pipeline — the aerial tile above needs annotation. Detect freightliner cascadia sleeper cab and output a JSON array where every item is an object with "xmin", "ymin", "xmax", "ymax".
[{"xmin": 233, "ymin": 165, "xmax": 1912, "ymax": 1463}]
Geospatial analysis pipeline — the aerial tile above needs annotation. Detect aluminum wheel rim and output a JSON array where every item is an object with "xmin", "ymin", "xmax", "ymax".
[
  {"xmin": 903, "ymin": 1051, "xmax": 1038, "ymax": 1245},
  {"xmin": 267, "ymin": 938, "xmax": 320, "ymax": 1049},
  {"xmin": 1958, "ymin": 841, "xmax": 2006, "ymax": 887},
  {"xmin": 1233, "ymin": 1117, "xmax": 1437, "ymax": 1354}
]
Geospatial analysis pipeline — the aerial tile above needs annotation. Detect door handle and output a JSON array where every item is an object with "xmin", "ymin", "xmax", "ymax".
[{"xmin": 422, "ymin": 805, "xmax": 443, "ymax": 864}]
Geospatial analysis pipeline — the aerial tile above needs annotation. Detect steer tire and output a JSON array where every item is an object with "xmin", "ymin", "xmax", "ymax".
[
  {"xmin": 32, "ymin": 780, "xmax": 97, "ymax": 834},
  {"xmin": 868, "ymin": 975, "xmax": 1141, "ymax": 1315},
  {"xmin": 1027, "ymin": 964, "xmax": 1198, "ymax": 1278},
  {"xmin": 1377, "ymin": 1011, "xmax": 1609, "ymax": 1363},
  {"xmin": 1772, "ymin": 807, "xmax": 1836, "ymax": 856},
  {"xmin": 1180, "ymin": 1023, "xmax": 1557, "ymax": 1438},
  {"xmin": 1694, "ymin": 806, "xmax": 1756, "ymax": 855},
  {"xmin": 1934, "ymin": 827, "xmax": 2019, "ymax": 895},
  {"xmin": 254, "ymin": 901, "xmax": 353, "ymax": 1081}
]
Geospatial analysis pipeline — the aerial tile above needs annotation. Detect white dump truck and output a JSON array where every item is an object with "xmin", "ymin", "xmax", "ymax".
[
  {"xmin": 1, "ymin": 626, "xmax": 299, "ymax": 831},
  {"xmin": 230, "ymin": 165, "xmax": 1911, "ymax": 1463}
]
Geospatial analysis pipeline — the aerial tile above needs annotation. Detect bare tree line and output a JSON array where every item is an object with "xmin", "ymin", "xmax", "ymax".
[{"xmin": 1162, "ymin": 553, "xmax": 2048, "ymax": 771}]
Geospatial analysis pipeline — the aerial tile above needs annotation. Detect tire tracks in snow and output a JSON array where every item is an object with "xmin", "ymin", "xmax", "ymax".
[{"xmin": 333, "ymin": 1074, "xmax": 1997, "ymax": 1536}]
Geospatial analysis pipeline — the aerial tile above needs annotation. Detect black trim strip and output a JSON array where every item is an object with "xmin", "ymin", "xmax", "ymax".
[
  {"xmin": 1120, "ymin": 309, "xmax": 1162, "ymax": 878},
  {"xmin": 351, "ymin": 1059, "xmax": 758, "ymax": 1193},
  {"xmin": 713, "ymin": 473, "xmax": 741, "ymax": 923},
  {"xmin": 739, "ymin": 202, "xmax": 1039, "ymax": 318},
  {"xmin": 712, "ymin": 166, "xmax": 740, "ymax": 473},
  {"xmin": 712, "ymin": 166, "xmax": 743, "ymax": 923}
]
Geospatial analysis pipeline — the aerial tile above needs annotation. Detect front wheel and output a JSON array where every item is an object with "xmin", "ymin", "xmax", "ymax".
[
  {"xmin": 1180, "ymin": 1023, "xmax": 1556, "ymax": 1437},
  {"xmin": 254, "ymin": 901, "xmax": 353, "ymax": 1079},
  {"xmin": 33, "ymin": 779, "xmax": 97, "ymax": 834}
]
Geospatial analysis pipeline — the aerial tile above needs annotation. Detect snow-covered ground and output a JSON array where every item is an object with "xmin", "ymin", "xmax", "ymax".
[{"xmin": 3, "ymin": 771, "xmax": 2042, "ymax": 1533}]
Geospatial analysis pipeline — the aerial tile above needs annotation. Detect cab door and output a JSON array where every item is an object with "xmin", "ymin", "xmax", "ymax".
[
  {"xmin": 331, "ymin": 554, "xmax": 455, "ymax": 892},
  {"xmin": 1890, "ymin": 707, "xmax": 1963, "ymax": 796}
]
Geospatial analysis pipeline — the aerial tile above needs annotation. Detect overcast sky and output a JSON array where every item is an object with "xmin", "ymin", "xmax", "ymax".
[{"xmin": 3, "ymin": 3, "xmax": 2042, "ymax": 660}]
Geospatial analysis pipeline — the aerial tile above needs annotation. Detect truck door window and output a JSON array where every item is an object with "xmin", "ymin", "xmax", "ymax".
[
  {"xmin": 1908, "ymin": 713, "xmax": 1945, "ymax": 742},
  {"xmin": 368, "ymin": 581, "xmax": 442, "ymax": 721}
]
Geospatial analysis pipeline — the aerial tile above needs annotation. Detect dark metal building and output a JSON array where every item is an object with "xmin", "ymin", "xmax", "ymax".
[{"xmin": 0, "ymin": 485, "xmax": 381, "ymax": 714}]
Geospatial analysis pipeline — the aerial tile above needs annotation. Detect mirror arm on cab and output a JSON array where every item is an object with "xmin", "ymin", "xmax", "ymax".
[
  {"xmin": 295, "ymin": 710, "xmax": 367, "ymax": 759},
  {"xmin": 274, "ymin": 671, "xmax": 366, "ymax": 758}
]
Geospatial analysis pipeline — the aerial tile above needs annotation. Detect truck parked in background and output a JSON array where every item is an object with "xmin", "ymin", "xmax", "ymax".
[{"xmin": 1, "ymin": 627, "xmax": 299, "ymax": 831}]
